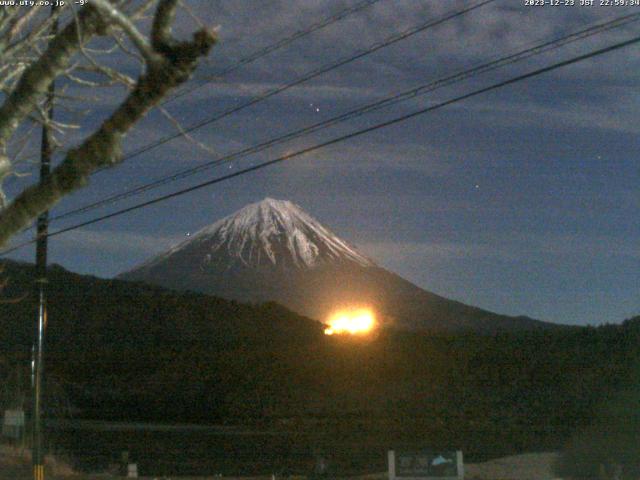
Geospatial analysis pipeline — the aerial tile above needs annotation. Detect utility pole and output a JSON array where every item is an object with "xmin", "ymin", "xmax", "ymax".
[{"xmin": 33, "ymin": 6, "xmax": 57, "ymax": 480}]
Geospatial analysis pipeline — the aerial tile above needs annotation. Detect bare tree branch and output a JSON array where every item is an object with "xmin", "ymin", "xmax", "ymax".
[
  {"xmin": 0, "ymin": 6, "xmax": 107, "ymax": 162},
  {"xmin": 2, "ymin": 8, "xmax": 63, "ymax": 60},
  {"xmin": 158, "ymin": 105, "xmax": 220, "ymax": 157},
  {"xmin": 0, "ymin": 6, "xmax": 217, "ymax": 245},
  {"xmin": 90, "ymin": 0, "xmax": 161, "ymax": 65},
  {"xmin": 5, "ymin": 7, "xmax": 41, "ymax": 46},
  {"xmin": 126, "ymin": 0, "xmax": 159, "ymax": 21},
  {"xmin": 151, "ymin": 0, "xmax": 179, "ymax": 53}
]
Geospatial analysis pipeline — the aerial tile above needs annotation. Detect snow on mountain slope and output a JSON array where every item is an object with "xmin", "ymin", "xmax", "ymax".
[
  {"xmin": 121, "ymin": 198, "xmax": 557, "ymax": 332},
  {"xmin": 131, "ymin": 198, "xmax": 374, "ymax": 273}
]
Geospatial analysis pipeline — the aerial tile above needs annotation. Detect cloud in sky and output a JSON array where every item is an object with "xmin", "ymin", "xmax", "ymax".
[
  {"xmin": 357, "ymin": 232, "xmax": 640, "ymax": 325},
  {"xmin": 4, "ymin": 0, "xmax": 639, "ymax": 326},
  {"xmin": 198, "ymin": 0, "xmax": 640, "ymax": 82},
  {"xmin": 179, "ymin": 80, "xmax": 382, "ymax": 103},
  {"xmin": 46, "ymin": 230, "xmax": 183, "ymax": 277},
  {"xmin": 359, "ymin": 233, "xmax": 640, "ymax": 267},
  {"xmin": 69, "ymin": 0, "xmax": 640, "ymax": 189},
  {"xmin": 456, "ymin": 93, "xmax": 640, "ymax": 135},
  {"xmin": 54, "ymin": 229, "xmax": 182, "ymax": 257}
]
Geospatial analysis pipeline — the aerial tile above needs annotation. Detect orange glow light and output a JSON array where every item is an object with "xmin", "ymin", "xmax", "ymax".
[{"xmin": 324, "ymin": 308, "xmax": 376, "ymax": 336}]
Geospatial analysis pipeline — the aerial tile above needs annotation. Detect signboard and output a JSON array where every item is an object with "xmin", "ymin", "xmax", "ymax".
[
  {"xmin": 388, "ymin": 450, "xmax": 463, "ymax": 480},
  {"xmin": 2, "ymin": 409, "xmax": 25, "ymax": 439},
  {"xmin": 127, "ymin": 463, "xmax": 138, "ymax": 478}
]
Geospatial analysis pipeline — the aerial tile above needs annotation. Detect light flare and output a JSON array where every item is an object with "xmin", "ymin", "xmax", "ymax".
[{"xmin": 324, "ymin": 308, "xmax": 376, "ymax": 336}]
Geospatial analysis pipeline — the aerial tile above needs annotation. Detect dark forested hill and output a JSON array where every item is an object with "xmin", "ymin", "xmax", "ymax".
[{"xmin": 1, "ymin": 259, "xmax": 639, "ymax": 466}]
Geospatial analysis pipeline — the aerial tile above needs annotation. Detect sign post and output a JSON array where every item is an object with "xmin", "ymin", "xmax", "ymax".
[
  {"xmin": 388, "ymin": 450, "xmax": 464, "ymax": 480},
  {"xmin": 32, "ymin": 5, "xmax": 57, "ymax": 480},
  {"xmin": 2, "ymin": 409, "xmax": 25, "ymax": 441}
]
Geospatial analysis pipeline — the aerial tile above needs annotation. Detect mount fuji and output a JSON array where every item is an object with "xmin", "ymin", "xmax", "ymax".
[{"xmin": 119, "ymin": 198, "xmax": 554, "ymax": 332}]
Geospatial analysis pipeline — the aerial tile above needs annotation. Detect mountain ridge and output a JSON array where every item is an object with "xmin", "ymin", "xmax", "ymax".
[
  {"xmin": 120, "ymin": 198, "xmax": 559, "ymax": 332},
  {"xmin": 131, "ymin": 198, "xmax": 374, "ymax": 274}
]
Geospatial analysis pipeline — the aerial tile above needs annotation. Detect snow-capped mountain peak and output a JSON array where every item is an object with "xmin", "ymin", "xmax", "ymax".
[
  {"xmin": 120, "ymin": 198, "xmax": 554, "ymax": 333},
  {"xmin": 134, "ymin": 198, "xmax": 375, "ymax": 272}
]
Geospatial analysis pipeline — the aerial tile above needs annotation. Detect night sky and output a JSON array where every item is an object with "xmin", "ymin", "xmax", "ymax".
[{"xmin": 3, "ymin": 0, "xmax": 639, "ymax": 326}]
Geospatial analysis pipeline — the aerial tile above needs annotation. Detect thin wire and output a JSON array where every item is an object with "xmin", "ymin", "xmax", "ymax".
[
  {"xmin": 2, "ymin": 32, "xmax": 638, "ymax": 256},
  {"xmin": 166, "ymin": 0, "xmax": 385, "ymax": 104},
  {"xmin": 91, "ymin": 0, "xmax": 496, "ymax": 175},
  {"xmin": 50, "ymin": 11, "xmax": 640, "ymax": 222},
  {"xmin": 0, "ymin": 0, "xmax": 496, "ymax": 239},
  {"xmin": 0, "ymin": 0, "xmax": 383, "ymax": 170}
]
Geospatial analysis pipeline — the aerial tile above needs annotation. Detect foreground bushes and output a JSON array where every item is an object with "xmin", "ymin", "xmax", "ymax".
[{"xmin": 555, "ymin": 379, "xmax": 640, "ymax": 478}]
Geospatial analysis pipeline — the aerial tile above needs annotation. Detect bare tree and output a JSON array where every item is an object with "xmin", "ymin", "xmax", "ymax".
[{"xmin": 0, "ymin": 0, "xmax": 216, "ymax": 247}]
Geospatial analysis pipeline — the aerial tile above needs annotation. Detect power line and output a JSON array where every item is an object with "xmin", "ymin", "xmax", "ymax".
[
  {"xmin": 166, "ymin": 0, "xmax": 385, "ymax": 104},
  {"xmin": 6, "ymin": 0, "xmax": 385, "ymax": 174},
  {"xmin": 93, "ymin": 0, "xmax": 496, "ymax": 174},
  {"xmin": 0, "ymin": 0, "xmax": 496, "ymax": 241},
  {"xmin": 50, "ymin": 11, "xmax": 640, "ymax": 222},
  {"xmin": 2, "ymin": 32, "xmax": 638, "ymax": 256}
]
